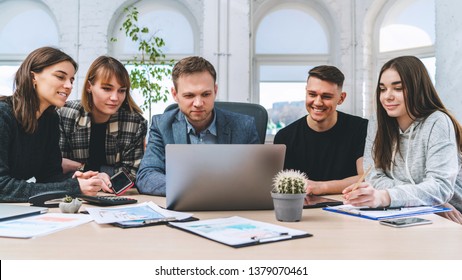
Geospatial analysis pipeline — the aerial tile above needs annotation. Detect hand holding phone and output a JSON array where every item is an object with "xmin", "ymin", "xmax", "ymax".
[
  {"xmin": 110, "ymin": 171, "xmax": 134, "ymax": 196},
  {"xmin": 379, "ymin": 217, "xmax": 432, "ymax": 228}
]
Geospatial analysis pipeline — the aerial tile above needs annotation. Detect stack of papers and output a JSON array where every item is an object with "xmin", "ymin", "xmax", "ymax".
[
  {"xmin": 86, "ymin": 201, "xmax": 193, "ymax": 227},
  {"xmin": 323, "ymin": 205, "xmax": 451, "ymax": 220},
  {"xmin": 0, "ymin": 213, "xmax": 93, "ymax": 239}
]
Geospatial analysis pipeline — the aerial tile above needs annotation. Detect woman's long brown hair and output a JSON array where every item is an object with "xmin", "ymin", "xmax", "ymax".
[
  {"xmin": 0, "ymin": 47, "xmax": 77, "ymax": 133},
  {"xmin": 374, "ymin": 56, "xmax": 462, "ymax": 171}
]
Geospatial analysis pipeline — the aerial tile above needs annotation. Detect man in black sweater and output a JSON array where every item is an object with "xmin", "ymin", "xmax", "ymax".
[{"xmin": 274, "ymin": 65, "xmax": 368, "ymax": 195}]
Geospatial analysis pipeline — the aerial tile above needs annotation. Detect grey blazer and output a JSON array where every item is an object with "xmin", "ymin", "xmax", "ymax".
[{"xmin": 136, "ymin": 107, "xmax": 260, "ymax": 196}]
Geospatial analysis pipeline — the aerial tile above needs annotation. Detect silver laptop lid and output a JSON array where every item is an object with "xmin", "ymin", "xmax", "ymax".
[
  {"xmin": 0, "ymin": 204, "xmax": 48, "ymax": 221},
  {"xmin": 166, "ymin": 144, "xmax": 286, "ymax": 211}
]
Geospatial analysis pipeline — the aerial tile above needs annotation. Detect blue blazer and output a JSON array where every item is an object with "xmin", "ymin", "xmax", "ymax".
[{"xmin": 136, "ymin": 107, "xmax": 260, "ymax": 196}]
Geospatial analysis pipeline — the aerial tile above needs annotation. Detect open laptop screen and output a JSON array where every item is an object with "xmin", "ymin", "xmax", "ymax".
[{"xmin": 166, "ymin": 144, "xmax": 286, "ymax": 211}]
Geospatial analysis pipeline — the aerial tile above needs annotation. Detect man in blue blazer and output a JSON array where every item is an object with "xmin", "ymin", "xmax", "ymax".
[{"xmin": 136, "ymin": 56, "xmax": 260, "ymax": 196}]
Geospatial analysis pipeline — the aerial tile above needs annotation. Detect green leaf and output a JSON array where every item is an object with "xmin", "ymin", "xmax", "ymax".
[{"xmin": 112, "ymin": 4, "xmax": 174, "ymax": 121}]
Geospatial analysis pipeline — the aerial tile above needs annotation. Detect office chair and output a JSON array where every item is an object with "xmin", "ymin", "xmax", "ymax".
[{"xmin": 164, "ymin": 101, "xmax": 268, "ymax": 144}]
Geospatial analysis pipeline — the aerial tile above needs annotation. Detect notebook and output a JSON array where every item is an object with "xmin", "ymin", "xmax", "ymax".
[
  {"xmin": 0, "ymin": 204, "xmax": 48, "ymax": 222},
  {"xmin": 166, "ymin": 144, "xmax": 286, "ymax": 211}
]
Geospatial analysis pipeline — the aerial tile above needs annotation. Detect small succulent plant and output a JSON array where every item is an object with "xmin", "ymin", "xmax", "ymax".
[
  {"xmin": 63, "ymin": 195, "xmax": 74, "ymax": 203},
  {"xmin": 59, "ymin": 196, "xmax": 82, "ymax": 213},
  {"xmin": 272, "ymin": 169, "xmax": 307, "ymax": 194}
]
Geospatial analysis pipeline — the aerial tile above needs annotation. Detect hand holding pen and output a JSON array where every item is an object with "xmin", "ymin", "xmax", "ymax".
[
  {"xmin": 342, "ymin": 166, "xmax": 371, "ymax": 199},
  {"xmin": 342, "ymin": 170, "xmax": 392, "ymax": 208},
  {"xmin": 341, "ymin": 166, "xmax": 391, "ymax": 208}
]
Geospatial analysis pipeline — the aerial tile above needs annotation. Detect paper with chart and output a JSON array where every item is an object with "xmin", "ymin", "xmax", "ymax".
[
  {"xmin": 169, "ymin": 216, "xmax": 311, "ymax": 247},
  {"xmin": 86, "ymin": 201, "xmax": 192, "ymax": 224},
  {"xmin": 0, "ymin": 213, "xmax": 93, "ymax": 239}
]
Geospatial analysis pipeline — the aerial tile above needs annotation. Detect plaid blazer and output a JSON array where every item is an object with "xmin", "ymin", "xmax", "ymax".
[{"xmin": 58, "ymin": 100, "xmax": 147, "ymax": 181}]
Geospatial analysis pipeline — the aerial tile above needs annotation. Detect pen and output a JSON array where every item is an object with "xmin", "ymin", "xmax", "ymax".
[
  {"xmin": 350, "ymin": 166, "xmax": 372, "ymax": 193},
  {"xmin": 251, "ymin": 232, "xmax": 290, "ymax": 243},
  {"xmin": 359, "ymin": 207, "xmax": 402, "ymax": 211}
]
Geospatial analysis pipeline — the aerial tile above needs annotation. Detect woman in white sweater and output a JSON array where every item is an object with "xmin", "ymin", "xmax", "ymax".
[{"xmin": 343, "ymin": 56, "xmax": 462, "ymax": 224}]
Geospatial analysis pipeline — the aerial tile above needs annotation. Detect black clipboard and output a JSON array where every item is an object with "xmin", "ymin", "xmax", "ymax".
[
  {"xmin": 113, "ymin": 216, "xmax": 199, "ymax": 229},
  {"xmin": 168, "ymin": 216, "xmax": 313, "ymax": 248}
]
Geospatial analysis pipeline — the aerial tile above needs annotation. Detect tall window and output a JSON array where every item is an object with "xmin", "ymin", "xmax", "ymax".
[
  {"xmin": 0, "ymin": 0, "xmax": 59, "ymax": 95},
  {"xmin": 111, "ymin": 0, "xmax": 197, "ymax": 120},
  {"xmin": 254, "ymin": 5, "xmax": 330, "ymax": 135},
  {"xmin": 378, "ymin": 0, "xmax": 435, "ymax": 82}
]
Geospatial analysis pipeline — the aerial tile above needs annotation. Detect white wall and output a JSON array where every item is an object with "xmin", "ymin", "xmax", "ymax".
[
  {"xmin": 6, "ymin": 0, "xmax": 460, "ymax": 121},
  {"xmin": 436, "ymin": 1, "xmax": 462, "ymax": 122}
]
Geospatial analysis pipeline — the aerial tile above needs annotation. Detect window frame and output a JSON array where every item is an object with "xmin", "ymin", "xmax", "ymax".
[{"xmin": 252, "ymin": 1, "xmax": 333, "ymax": 139}]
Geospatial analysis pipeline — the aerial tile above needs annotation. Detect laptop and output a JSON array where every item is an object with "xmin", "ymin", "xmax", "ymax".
[
  {"xmin": 166, "ymin": 144, "xmax": 286, "ymax": 211},
  {"xmin": 0, "ymin": 204, "xmax": 48, "ymax": 222}
]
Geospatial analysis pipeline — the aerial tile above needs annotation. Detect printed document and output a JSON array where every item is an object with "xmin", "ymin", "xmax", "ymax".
[
  {"xmin": 86, "ymin": 201, "xmax": 192, "ymax": 224},
  {"xmin": 169, "ymin": 216, "xmax": 312, "ymax": 247},
  {"xmin": 0, "ymin": 213, "xmax": 93, "ymax": 239}
]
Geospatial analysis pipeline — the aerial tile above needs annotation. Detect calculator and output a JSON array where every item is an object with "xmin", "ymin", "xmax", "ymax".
[{"xmin": 77, "ymin": 195, "xmax": 138, "ymax": 206}]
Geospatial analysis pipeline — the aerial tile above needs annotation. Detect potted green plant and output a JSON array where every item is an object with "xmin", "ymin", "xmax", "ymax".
[
  {"xmin": 59, "ymin": 195, "xmax": 82, "ymax": 214},
  {"xmin": 271, "ymin": 169, "xmax": 307, "ymax": 222}
]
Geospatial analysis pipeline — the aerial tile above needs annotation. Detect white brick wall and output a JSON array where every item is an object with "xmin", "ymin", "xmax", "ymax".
[{"xmin": 8, "ymin": 0, "xmax": 458, "ymax": 120}]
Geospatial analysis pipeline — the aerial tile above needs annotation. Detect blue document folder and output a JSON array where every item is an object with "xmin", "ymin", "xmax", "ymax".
[{"xmin": 323, "ymin": 205, "xmax": 451, "ymax": 220}]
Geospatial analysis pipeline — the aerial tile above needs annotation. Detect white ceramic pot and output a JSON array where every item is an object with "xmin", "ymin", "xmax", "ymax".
[{"xmin": 59, "ymin": 198, "xmax": 82, "ymax": 213}]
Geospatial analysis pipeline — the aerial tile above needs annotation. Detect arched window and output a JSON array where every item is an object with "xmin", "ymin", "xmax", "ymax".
[
  {"xmin": 254, "ymin": 3, "xmax": 330, "ymax": 135},
  {"xmin": 378, "ymin": 0, "xmax": 435, "ymax": 82},
  {"xmin": 0, "ymin": 0, "xmax": 59, "ymax": 95},
  {"xmin": 110, "ymin": 0, "xmax": 198, "ymax": 118}
]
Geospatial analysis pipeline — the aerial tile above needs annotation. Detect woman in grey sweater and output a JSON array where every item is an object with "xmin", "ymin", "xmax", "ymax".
[{"xmin": 343, "ymin": 56, "xmax": 462, "ymax": 224}]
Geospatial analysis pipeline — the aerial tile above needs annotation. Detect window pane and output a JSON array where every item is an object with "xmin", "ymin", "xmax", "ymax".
[
  {"xmin": 256, "ymin": 9, "xmax": 328, "ymax": 54},
  {"xmin": 140, "ymin": 10, "xmax": 194, "ymax": 54},
  {"xmin": 380, "ymin": 0, "xmax": 435, "ymax": 52},
  {"xmin": 260, "ymin": 82, "xmax": 306, "ymax": 135},
  {"xmin": 421, "ymin": 56, "xmax": 435, "ymax": 84},
  {"xmin": 113, "ymin": 7, "xmax": 194, "ymax": 55},
  {"xmin": 260, "ymin": 65, "xmax": 308, "ymax": 82},
  {"xmin": 125, "ymin": 64, "xmax": 174, "ymax": 121},
  {"xmin": 0, "ymin": 65, "xmax": 18, "ymax": 95},
  {"xmin": 0, "ymin": 1, "xmax": 59, "ymax": 54}
]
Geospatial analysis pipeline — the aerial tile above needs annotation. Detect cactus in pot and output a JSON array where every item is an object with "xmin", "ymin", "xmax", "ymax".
[
  {"xmin": 272, "ymin": 169, "xmax": 307, "ymax": 194},
  {"xmin": 271, "ymin": 170, "xmax": 307, "ymax": 222}
]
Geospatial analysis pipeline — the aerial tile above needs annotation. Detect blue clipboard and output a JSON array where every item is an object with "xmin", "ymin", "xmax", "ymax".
[{"xmin": 323, "ymin": 205, "xmax": 451, "ymax": 220}]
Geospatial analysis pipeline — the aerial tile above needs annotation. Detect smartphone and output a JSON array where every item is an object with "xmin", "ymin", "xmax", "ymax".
[
  {"xmin": 110, "ymin": 171, "xmax": 134, "ymax": 196},
  {"xmin": 379, "ymin": 217, "xmax": 432, "ymax": 228}
]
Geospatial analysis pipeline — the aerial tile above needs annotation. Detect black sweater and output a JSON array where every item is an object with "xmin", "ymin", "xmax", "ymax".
[
  {"xmin": 274, "ymin": 111, "xmax": 368, "ymax": 181},
  {"xmin": 0, "ymin": 100, "xmax": 80, "ymax": 202}
]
